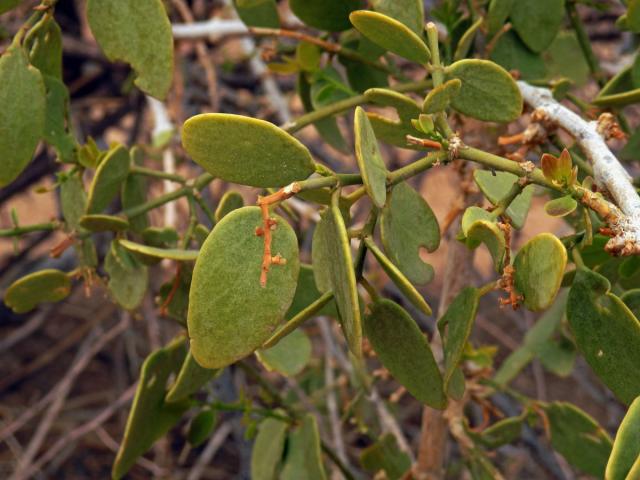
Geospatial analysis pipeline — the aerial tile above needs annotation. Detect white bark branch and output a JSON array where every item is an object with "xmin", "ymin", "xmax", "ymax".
[{"xmin": 518, "ymin": 81, "xmax": 640, "ymax": 255}]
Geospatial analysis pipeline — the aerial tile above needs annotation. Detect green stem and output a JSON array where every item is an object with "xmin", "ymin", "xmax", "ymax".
[
  {"xmin": 130, "ymin": 165, "xmax": 187, "ymax": 184},
  {"xmin": 284, "ymin": 78, "xmax": 433, "ymax": 134},
  {"xmin": 426, "ymin": 23, "xmax": 444, "ymax": 87},
  {"xmin": 566, "ymin": 1, "xmax": 604, "ymax": 87},
  {"xmin": 0, "ymin": 222, "xmax": 58, "ymax": 238},
  {"xmin": 478, "ymin": 281, "xmax": 498, "ymax": 297},
  {"xmin": 354, "ymin": 209, "xmax": 379, "ymax": 279},
  {"xmin": 490, "ymin": 180, "xmax": 525, "ymax": 219},
  {"xmin": 572, "ymin": 247, "xmax": 585, "ymax": 269},
  {"xmin": 387, "ymin": 151, "xmax": 447, "ymax": 185}
]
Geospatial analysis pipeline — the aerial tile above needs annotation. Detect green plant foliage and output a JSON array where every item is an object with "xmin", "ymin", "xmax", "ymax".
[
  {"xmin": 365, "ymin": 238, "xmax": 432, "ymax": 315},
  {"xmin": 286, "ymin": 264, "xmax": 337, "ymax": 319},
  {"xmin": 233, "ymin": 0, "xmax": 280, "ymax": 28},
  {"xmin": 380, "ymin": 182, "xmax": 440, "ymax": 285},
  {"xmin": 28, "ymin": 18, "xmax": 63, "ymax": 79},
  {"xmin": 490, "ymin": 31, "xmax": 547, "ymax": 81},
  {"xmin": 486, "ymin": 0, "xmax": 514, "ymax": 36},
  {"xmin": 423, "ymin": 79, "xmax": 462, "ymax": 114},
  {"xmin": 350, "ymin": 10, "xmax": 431, "ymax": 64},
  {"xmin": 545, "ymin": 195, "xmax": 578, "ymax": 217},
  {"xmin": 213, "ymin": 191, "xmax": 243, "ymax": 222},
  {"xmin": 4, "ymin": 269, "xmax": 71, "ymax": 314},
  {"xmin": 60, "ymin": 172, "xmax": 87, "ymax": 231},
  {"xmin": 104, "ymin": 241, "xmax": 148, "ymax": 310},
  {"xmin": 42, "ymin": 76, "xmax": 76, "ymax": 163},
  {"xmin": 364, "ymin": 88, "xmax": 421, "ymax": 123},
  {"xmin": 122, "ymin": 149, "xmax": 149, "ymax": 233},
  {"xmin": 354, "ymin": 106, "xmax": 387, "ymax": 208},
  {"xmin": 312, "ymin": 197, "xmax": 362, "ymax": 357},
  {"xmin": 513, "ymin": 233, "xmax": 567, "ymax": 311},
  {"xmin": 187, "ymin": 408, "xmax": 217, "ymax": 447},
  {"xmin": 477, "ymin": 416, "xmax": 523, "ymax": 449},
  {"xmin": 567, "ymin": 268, "xmax": 640, "ymax": 405},
  {"xmin": 79, "ymin": 214, "xmax": 130, "ymax": 232},
  {"xmin": 371, "ymin": 0, "xmax": 424, "ymax": 33},
  {"xmin": 182, "ymin": 113, "xmax": 316, "ymax": 188},
  {"xmin": 606, "ymin": 396, "xmax": 640, "ymax": 480},
  {"xmin": 188, "ymin": 207, "xmax": 299, "ymax": 368},
  {"xmin": 112, "ymin": 339, "xmax": 189, "ymax": 480},
  {"xmin": 544, "ymin": 402, "xmax": 612, "ymax": 478},
  {"xmin": 256, "ymin": 328, "xmax": 312, "ymax": 376},
  {"xmin": 454, "ymin": 17, "xmax": 483, "ymax": 61},
  {"xmin": 85, "ymin": 145, "xmax": 130, "ymax": 214},
  {"xmin": 86, "ymin": 0, "xmax": 173, "ymax": 99},
  {"xmin": 543, "ymin": 31, "xmax": 590, "ymax": 86},
  {"xmin": 0, "ymin": 43, "xmax": 46, "ymax": 187},
  {"xmin": 119, "ymin": 239, "xmax": 199, "ymax": 262},
  {"xmin": 510, "ymin": 0, "xmax": 565, "ymax": 53},
  {"xmin": 282, "ymin": 414, "xmax": 327, "ymax": 480},
  {"xmin": 165, "ymin": 350, "xmax": 218, "ymax": 403},
  {"xmin": 251, "ymin": 417, "xmax": 289, "ymax": 480},
  {"xmin": 290, "ymin": 0, "xmax": 361, "ymax": 32},
  {"xmin": 466, "ymin": 220, "xmax": 506, "ymax": 272},
  {"xmin": 438, "ymin": 287, "xmax": 480, "ymax": 390},
  {"xmin": 0, "ymin": 0, "xmax": 20, "ymax": 15},
  {"xmin": 446, "ymin": 59, "xmax": 523, "ymax": 123},
  {"xmin": 360, "ymin": 433, "xmax": 411, "ymax": 480},
  {"xmin": 367, "ymin": 113, "xmax": 425, "ymax": 150},
  {"xmin": 340, "ymin": 35, "xmax": 389, "ymax": 93},
  {"xmin": 622, "ymin": 289, "xmax": 640, "ymax": 318},
  {"xmin": 364, "ymin": 299, "xmax": 446, "ymax": 408}
]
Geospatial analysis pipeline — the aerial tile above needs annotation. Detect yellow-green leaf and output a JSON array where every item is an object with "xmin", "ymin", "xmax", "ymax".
[
  {"xmin": 119, "ymin": 239, "xmax": 199, "ymax": 262},
  {"xmin": 473, "ymin": 170, "xmax": 534, "ymax": 229},
  {"xmin": 446, "ymin": 59, "xmax": 523, "ymax": 123},
  {"xmin": 182, "ymin": 113, "xmax": 315, "ymax": 188},
  {"xmin": 86, "ymin": 145, "xmax": 130, "ymax": 214},
  {"xmin": 510, "ymin": 0, "xmax": 565, "ymax": 53},
  {"xmin": 4, "ymin": 269, "xmax": 71, "ymax": 314},
  {"xmin": 79, "ymin": 214, "xmax": 130, "ymax": 232},
  {"xmin": 544, "ymin": 195, "xmax": 577, "ymax": 217},
  {"xmin": 350, "ymin": 10, "xmax": 430, "ymax": 64},
  {"xmin": 290, "ymin": 0, "xmax": 361, "ymax": 32},
  {"xmin": 251, "ymin": 417, "xmax": 289, "ymax": 480},
  {"xmin": 256, "ymin": 328, "xmax": 312, "ymax": 376},
  {"xmin": 105, "ymin": 241, "xmax": 148, "ymax": 310},
  {"xmin": 514, "ymin": 233, "xmax": 567, "ymax": 311},
  {"xmin": 606, "ymin": 396, "xmax": 640, "ymax": 480},
  {"xmin": 0, "ymin": 44, "xmax": 46, "ymax": 187},
  {"xmin": 87, "ymin": 0, "xmax": 174, "ymax": 99},
  {"xmin": 188, "ymin": 207, "xmax": 299, "ymax": 369},
  {"xmin": 165, "ymin": 350, "xmax": 218, "ymax": 403},
  {"xmin": 187, "ymin": 408, "xmax": 217, "ymax": 447},
  {"xmin": 355, "ymin": 106, "xmax": 387, "ymax": 208},
  {"xmin": 281, "ymin": 414, "xmax": 327, "ymax": 480},
  {"xmin": 486, "ymin": 0, "xmax": 514, "ymax": 36},
  {"xmin": 365, "ymin": 299, "xmax": 446, "ymax": 408},
  {"xmin": 380, "ymin": 182, "xmax": 440, "ymax": 285},
  {"xmin": 371, "ymin": 0, "xmax": 424, "ymax": 34},
  {"xmin": 423, "ymin": 79, "xmax": 461, "ymax": 114}
]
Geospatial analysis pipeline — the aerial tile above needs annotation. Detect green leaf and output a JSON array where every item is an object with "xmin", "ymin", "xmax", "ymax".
[
  {"xmin": 629, "ymin": 0, "xmax": 640, "ymax": 32},
  {"xmin": 454, "ymin": 17, "xmax": 483, "ymax": 61},
  {"xmin": 423, "ymin": 79, "xmax": 462, "ymax": 114},
  {"xmin": 543, "ymin": 31, "xmax": 590, "ymax": 87},
  {"xmin": 371, "ymin": 0, "xmax": 424, "ymax": 34},
  {"xmin": 188, "ymin": 207, "xmax": 300, "ymax": 368},
  {"xmin": 606, "ymin": 396, "xmax": 640, "ymax": 480},
  {"xmin": 214, "ymin": 191, "xmax": 245, "ymax": 222},
  {"xmin": 477, "ymin": 416, "xmax": 523, "ymax": 449},
  {"xmin": 367, "ymin": 113, "xmax": 426, "ymax": 150},
  {"xmin": 187, "ymin": 408, "xmax": 217, "ymax": 447},
  {"xmin": 544, "ymin": 401, "xmax": 612, "ymax": 478},
  {"xmin": 446, "ymin": 59, "xmax": 523, "ymax": 123},
  {"xmin": 364, "ymin": 299, "xmax": 446, "ymax": 408},
  {"xmin": 233, "ymin": 0, "xmax": 280, "ymax": 28},
  {"xmin": 466, "ymin": 220, "xmax": 506, "ymax": 272},
  {"xmin": 122, "ymin": 148, "xmax": 149, "ymax": 233},
  {"xmin": 42, "ymin": 76, "xmax": 76, "ymax": 163},
  {"xmin": 489, "ymin": 31, "xmax": 547, "ymax": 81},
  {"xmin": 0, "ymin": 0, "xmax": 20, "ymax": 15},
  {"xmin": 461, "ymin": 206, "xmax": 494, "ymax": 237},
  {"xmin": 256, "ymin": 328, "xmax": 312, "ymax": 376},
  {"xmin": 475, "ymin": 170, "xmax": 534, "ymax": 229},
  {"xmin": 510, "ymin": 0, "xmax": 565, "ymax": 53},
  {"xmin": 290, "ymin": 0, "xmax": 360, "ymax": 31},
  {"xmin": 182, "ymin": 113, "xmax": 315, "ymax": 188},
  {"xmin": 364, "ymin": 88, "xmax": 421, "ymax": 123},
  {"xmin": 340, "ymin": 35, "xmax": 389, "ymax": 93},
  {"xmin": 439, "ymin": 287, "xmax": 480, "ymax": 389},
  {"xmin": 104, "ymin": 241, "xmax": 148, "ymax": 310},
  {"xmin": 251, "ymin": 417, "xmax": 289, "ymax": 480},
  {"xmin": 380, "ymin": 182, "xmax": 440, "ymax": 285},
  {"xmin": 79, "ymin": 214, "xmax": 130, "ymax": 232},
  {"xmin": 0, "ymin": 44, "xmax": 46, "ymax": 187},
  {"xmin": 354, "ymin": 106, "xmax": 387, "ymax": 208},
  {"xmin": 60, "ymin": 172, "xmax": 87, "ymax": 231},
  {"xmin": 287, "ymin": 264, "xmax": 337, "ymax": 319},
  {"xmin": 622, "ymin": 289, "xmax": 640, "ymax": 319},
  {"xmin": 365, "ymin": 238, "xmax": 432, "ymax": 315},
  {"xmin": 349, "ymin": 10, "xmax": 431, "ymax": 64},
  {"xmin": 514, "ymin": 233, "xmax": 567, "ymax": 311},
  {"xmin": 87, "ymin": 0, "xmax": 173, "ymax": 99},
  {"xmin": 165, "ymin": 350, "xmax": 218, "ymax": 403},
  {"xmin": 282, "ymin": 414, "xmax": 327, "ymax": 480},
  {"xmin": 312, "ymin": 195, "xmax": 362, "ymax": 357},
  {"xmin": 486, "ymin": 0, "xmax": 513, "ymax": 36},
  {"xmin": 544, "ymin": 195, "xmax": 577, "ymax": 217},
  {"xmin": 4, "ymin": 269, "xmax": 71, "ymax": 314},
  {"xmin": 119, "ymin": 239, "xmax": 199, "ymax": 262},
  {"xmin": 360, "ymin": 433, "xmax": 411, "ymax": 480},
  {"xmin": 86, "ymin": 144, "xmax": 130, "ymax": 214},
  {"xmin": 567, "ymin": 268, "xmax": 640, "ymax": 405},
  {"xmin": 112, "ymin": 339, "xmax": 189, "ymax": 480},
  {"xmin": 28, "ymin": 18, "xmax": 63, "ymax": 79}
]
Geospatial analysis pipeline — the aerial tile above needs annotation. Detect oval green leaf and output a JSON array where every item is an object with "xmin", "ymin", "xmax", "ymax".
[
  {"xmin": 312, "ymin": 196, "xmax": 362, "ymax": 357},
  {"xmin": 256, "ymin": 328, "xmax": 312, "ymax": 376},
  {"xmin": 187, "ymin": 409, "xmax": 217, "ymax": 447},
  {"xmin": 0, "ymin": 44, "xmax": 46, "ymax": 187},
  {"xmin": 514, "ymin": 233, "xmax": 567, "ymax": 311},
  {"xmin": 355, "ymin": 106, "xmax": 387, "ymax": 208},
  {"xmin": 365, "ymin": 299, "xmax": 446, "ymax": 408},
  {"xmin": 79, "ymin": 214, "xmax": 130, "ymax": 232},
  {"xmin": 350, "ymin": 10, "xmax": 431, "ymax": 64},
  {"xmin": 545, "ymin": 195, "xmax": 578, "ymax": 217},
  {"xmin": 371, "ymin": 0, "xmax": 424, "ymax": 34},
  {"xmin": 423, "ymin": 79, "xmax": 462, "ymax": 114},
  {"xmin": 233, "ymin": 0, "xmax": 280, "ymax": 28},
  {"xmin": 86, "ymin": 144, "xmax": 130, "ymax": 214},
  {"xmin": 4, "ymin": 269, "xmax": 71, "ymax": 314},
  {"xmin": 380, "ymin": 182, "xmax": 440, "ymax": 285},
  {"xmin": 182, "ymin": 113, "xmax": 315, "ymax": 188},
  {"xmin": 510, "ymin": 0, "xmax": 565, "ymax": 53},
  {"xmin": 104, "ymin": 241, "xmax": 148, "ymax": 310},
  {"xmin": 215, "ymin": 190, "xmax": 245, "ymax": 222},
  {"xmin": 165, "ymin": 350, "xmax": 218, "ymax": 403},
  {"xmin": 473, "ymin": 170, "xmax": 534, "ymax": 229},
  {"xmin": 251, "ymin": 417, "xmax": 289, "ymax": 480},
  {"xmin": 446, "ymin": 59, "xmax": 523, "ymax": 123},
  {"xmin": 467, "ymin": 220, "xmax": 506, "ymax": 272},
  {"xmin": 567, "ymin": 267, "xmax": 640, "ymax": 405},
  {"xmin": 606, "ymin": 396, "xmax": 640, "ymax": 480},
  {"xmin": 188, "ymin": 207, "xmax": 300, "ymax": 369},
  {"xmin": 87, "ymin": 0, "xmax": 173, "ymax": 99},
  {"xmin": 290, "ymin": 0, "xmax": 361, "ymax": 31},
  {"xmin": 281, "ymin": 414, "xmax": 327, "ymax": 480},
  {"xmin": 119, "ymin": 239, "xmax": 199, "ymax": 262}
]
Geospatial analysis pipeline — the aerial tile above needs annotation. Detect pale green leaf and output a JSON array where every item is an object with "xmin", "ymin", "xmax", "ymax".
[
  {"xmin": 4, "ymin": 269, "xmax": 71, "ymax": 314},
  {"xmin": 355, "ymin": 106, "xmax": 387, "ymax": 208}
]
